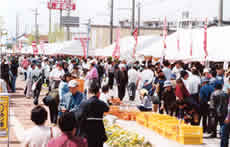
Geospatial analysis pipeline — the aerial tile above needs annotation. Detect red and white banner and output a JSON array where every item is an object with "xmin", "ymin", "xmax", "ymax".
[
  {"xmin": 163, "ymin": 16, "xmax": 167, "ymax": 49},
  {"xmin": 32, "ymin": 41, "xmax": 38, "ymax": 55},
  {"xmin": 203, "ymin": 18, "xmax": 208, "ymax": 58},
  {"xmin": 79, "ymin": 38, "xmax": 87, "ymax": 59},
  {"xmin": 112, "ymin": 28, "xmax": 121, "ymax": 59},
  {"xmin": 40, "ymin": 41, "xmax": 45, "ymax": 54},
  {"xmin": 189, "ymin": 22, "xmax": 193, "ymax": 57},
  {"xmin": 176, "ymin": 19, "xmax": 180, "ymax": 52},
  {"xmin": 132, "ymin": 28, "xmax": 138, "ymax": 58},
  {"xmin": 18, "ymin": 41, "xmax": 22, "ymax": 52}
]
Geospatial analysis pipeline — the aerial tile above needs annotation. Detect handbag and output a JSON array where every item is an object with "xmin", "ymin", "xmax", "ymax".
[{"xmin": 32, "ymin": 82, "xmax": 37, "ymax": 91}]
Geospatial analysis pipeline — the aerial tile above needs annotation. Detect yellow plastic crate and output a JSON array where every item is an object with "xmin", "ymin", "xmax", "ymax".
[{"xmin": 177, "ymin": 125, "xmax": 203, "ymax": 145}]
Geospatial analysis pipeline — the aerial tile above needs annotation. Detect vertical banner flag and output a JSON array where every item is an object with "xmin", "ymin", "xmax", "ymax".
[
  {"xmin": 176, "ymin": 18, "xmax": 180, "ymax": 52},
  {"xmin": 18, "ymin": 41, "xmax": 22, "ymax": 52},
  {"xmin": 79, "ymin": 38, "xmax": 87, "ymax": 59},
  {"xmin": 204, "ymin": 18, "xmax": 208, "ymax": 58},
  {"xmin": 0, "ymin": 96, "xmax": 9, "ymax": 138},
  {"xmin": 163, "ymin": 16, "xmax": 167, "ymax": 49},
  {"xmin": 132, "ymin": 28, "xmax": 138, "ymax": 58},
  {"xmin": 32, "ymin": 41, "xmax": 38, "ymax": 54},
  {"xmin": 40, "ymin": 41, "xmax": 45, "ymax": 54},
  {"xmin": 189, "ymin": 21, "xmax": 193, "ymax": 56},
  {"xmin": 112, "ymin": 28, "xmax": 121, "ymax": 58}
]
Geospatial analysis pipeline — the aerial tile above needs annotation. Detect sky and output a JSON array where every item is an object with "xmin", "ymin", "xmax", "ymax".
[{"xmin": 1, "ymin": 0, "xmax": 230, "ymax": 36}]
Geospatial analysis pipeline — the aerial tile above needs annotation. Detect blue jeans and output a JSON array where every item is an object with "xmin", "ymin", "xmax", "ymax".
[
  {"xmin": 11, "ymin": 76, "xmax": 17, "ymax": 92},
  {"xmin": 24, "ymin": 72, "xmax": 27, "ymax": 81},
  {"xmin": 220, "ymin": 122, "xmax": 230, "ymax": 147}
]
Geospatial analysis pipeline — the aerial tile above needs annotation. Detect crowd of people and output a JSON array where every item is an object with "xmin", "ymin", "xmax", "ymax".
[{"xmin": 1, "ymin": 55, "xmax": 230, "ymax": 147}]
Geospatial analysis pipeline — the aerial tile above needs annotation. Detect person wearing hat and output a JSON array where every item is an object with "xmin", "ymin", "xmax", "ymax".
[
  {"xmin": 161, "ymin": 81, "xmax": 176, "ymax": 116},
  {"xmin": 60, "ymin": 80, "xmax": 85, "ymax": 113},
  {"xmin": 137, "ymin": 89, "xmax": 152, "ymax": 112},
  {"xmin": 199, "ymin": 77, "xmax": 214, "ymax": 133}
]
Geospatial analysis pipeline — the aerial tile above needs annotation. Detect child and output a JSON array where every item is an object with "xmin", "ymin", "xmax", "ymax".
[{"xmin": 137, "ymin": 89, "xmax": 152, "ymax": 112}]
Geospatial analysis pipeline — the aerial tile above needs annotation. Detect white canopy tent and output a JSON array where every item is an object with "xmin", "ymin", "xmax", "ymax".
[
  {"xmin": 140, "ymin": 26, "xmax": 230, "ymax": 61},
  {"xmin": 95, "ymin": 35, "xmax": 161, "ymax": 59}
]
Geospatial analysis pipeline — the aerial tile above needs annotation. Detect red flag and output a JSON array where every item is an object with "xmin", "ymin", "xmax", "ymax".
[
  {"xmin": 40, "ymin": 41, "xmax": 45, "ymax": 54},
  {"xmin": 32, "ymin": 41, "xmax": 38, "ymax": 54},
  {"xmin": 112, "ymin": 28, "xmax": 121, "ymax": 58},
  {"xmin": 204, "ymin": 18, "xmax": 208, "ymax": 58},
  {"xmin": 189, "ymin": 22, "xmax": 193, "ymax": 56},
  {"xmin": 79, "ymin": 38, "xmax": 87, "ymax": 59},
  {"xmin": 163, "ymin": 16, "xmax": 167, "ymax": 49},
  {"xmin": 18, "ymin": 41, "xmax": 22, "ymax": 52},
  {"xmin": 176, "ymin": 19, "xmax": 180, "ymax": 52},
  {"xmin": 132, "ymin": 28, "xmax": 138, "ymax": 58}
]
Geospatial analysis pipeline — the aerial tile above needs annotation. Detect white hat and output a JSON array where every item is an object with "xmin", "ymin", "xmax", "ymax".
[
  {"xmin": 164, "ymin": 81, "xmax": 173, "ymax": 88},
  {"xmin": 119, "ymin": 64, "xmax": 126, "ymax": 69},
  {"xmin": 203, "ymin": 68, "xmax": 209, "ymax": 73},
  {"xmin": 68, "ymin": 80, "xmax": 79, "ymax": 88}
]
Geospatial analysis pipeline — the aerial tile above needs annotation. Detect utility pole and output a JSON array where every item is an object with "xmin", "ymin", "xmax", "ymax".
[
  {"xmin": 49, "ymin": 0, "xmax": 52, "ymax": 34},
  {"xmin": 137, "ymin": 2, "xmax": 141, "ymax": 35},
  {"xmin": 16, "ymin": 13, "xmax": 19, "ymax": 49},
  {"xmin": 60, "ymin": 10, "xmax": 63, "ymax": 30},
  {"xmin": 32, "ymin": 8, "xmax": 39, "ymax": 44},
  {"xmin": 87, "ymin": 19, "xmax": 91, "ymax": 58},
  {"xmin": 67, "ymin": 2, "xmax": 71, "ymax": 40},
  {"xmin": 110, "ymin": 0, "xmax": 114, "ymax": 44},
  {"xmin": 131, "ymin": 0, "xmax": 135, "ymax": 34},
  {"xmin": 218, "ymin": 0, "xmax": 223, "ymax": 26}
]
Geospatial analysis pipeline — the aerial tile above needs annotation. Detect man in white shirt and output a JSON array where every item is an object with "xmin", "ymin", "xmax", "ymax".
[
  {"xmin": 49, "ymin": 63, "xmax": 65, "ymax": 89},
  {"xmin": 162, "ymin": 60, "xmax": 172, "ymax": 80},
  {"xmin": 128, "ymin": 65, "xmax": 140, "ymax": 101},
  {"xmin": 172, "ymin": 61, "xmax": 183, "ymax": 79},
  {"xmin": 180, "ymin": 70, "xmax": 192, "ymax": 94},
  {"xmin": 141, "ymin": 64, "xmax": 154, "ymax": 88}
]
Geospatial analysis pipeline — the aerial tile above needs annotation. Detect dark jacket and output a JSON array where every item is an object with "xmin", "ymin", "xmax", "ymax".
[
  {"xmin": 10, "ymin": 61, "xmax": 19, "ymax": 76},
  {"xmin": 76, "ymin": 96, "xmax": 109, "ymax": 146},
  {"xmin": 161, "ymin": 89, "xmax": 176, "ymax": 109},
  {"xmin": 117, "ymin": 70, "xmax": 128, "ymax": 87}
]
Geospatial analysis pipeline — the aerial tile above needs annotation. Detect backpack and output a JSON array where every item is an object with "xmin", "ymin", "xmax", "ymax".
[{"xmin": 216, "ymin": 92, "xmax": 229, "ymax": 118}]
